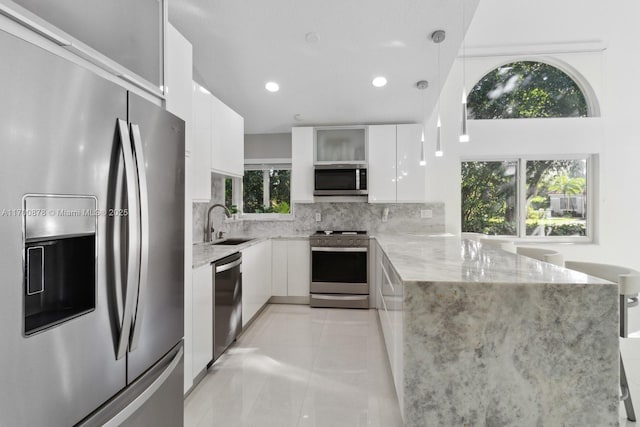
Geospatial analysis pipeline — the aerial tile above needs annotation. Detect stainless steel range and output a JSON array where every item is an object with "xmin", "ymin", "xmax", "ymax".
[{"xmin": 310, "ymin": 230, "xmax": 369, "ymax": 309}]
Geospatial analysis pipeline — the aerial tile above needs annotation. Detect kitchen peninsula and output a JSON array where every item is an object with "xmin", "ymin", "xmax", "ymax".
[{"xmin": 374, "ymin": 234, "xmax": 618, "ymax": 426}]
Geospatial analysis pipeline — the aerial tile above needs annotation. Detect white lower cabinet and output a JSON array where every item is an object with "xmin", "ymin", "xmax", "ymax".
[
  {"xmin": 271, "ymin": 239, "xmax": 311, "ymax": 298},
  {"xmin": 191, "ymin": 264, "xmax": 213, "ymax": 380},
  {"xmin": 287, "ymin": 240, "xmax": 311, "ymax": 296},
  {"xmin": 376, "ymin": 242, "xmax": 404, "ymax": 412},
  {"xmin": 271, "ymin": 240, "xmax": 288, "ymax": 296},
  {"xmin": 241, "ymin": 240, "xmax": 272, "ymax": 327}
]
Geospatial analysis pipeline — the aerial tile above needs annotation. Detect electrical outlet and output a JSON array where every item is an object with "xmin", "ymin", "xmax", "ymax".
[
  {"xmin": 315, "ymin": 212, "xmax": 322, "ymax": 222},
  {"xmin": 420, "ymin": 209, "xmax": 433, "ymax": 219}
]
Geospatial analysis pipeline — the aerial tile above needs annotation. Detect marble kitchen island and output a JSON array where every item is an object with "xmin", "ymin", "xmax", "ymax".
[{"xmin": 373, "ymin": 234, "xmax": 619, "ymax": 427}]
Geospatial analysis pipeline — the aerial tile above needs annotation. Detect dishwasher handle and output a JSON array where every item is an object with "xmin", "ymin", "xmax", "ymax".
[{"xmin": 216, "ymin": 258, "xmax": 242, "ymax": 273}]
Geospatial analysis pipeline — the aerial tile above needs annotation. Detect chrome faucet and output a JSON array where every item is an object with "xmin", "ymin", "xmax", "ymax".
[{"xmin": 205, "ymin": 204, "xmax": 232, "ymax": 242}]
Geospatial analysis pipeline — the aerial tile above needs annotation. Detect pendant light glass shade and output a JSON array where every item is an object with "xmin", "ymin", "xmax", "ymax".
[
  {"xmin": 459, "ymin": 90, "xmax": 469, "ymax": 143},
  {"xmin": 435, "ymin": 116, "xmax": 443, "ymax": 157},
  {"xmin": 419, "ymin": 129, "xmax": 426, "ymax": 166}
]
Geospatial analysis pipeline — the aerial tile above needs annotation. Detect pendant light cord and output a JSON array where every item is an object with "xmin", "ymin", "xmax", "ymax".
[{"xmin": 462, "ymin": 0, "xmax": 466, "ymax": 92}]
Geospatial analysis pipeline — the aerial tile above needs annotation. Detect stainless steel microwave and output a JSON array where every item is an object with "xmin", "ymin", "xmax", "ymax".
[{"xmin": 314, "ymin": 164, "xmax": 368, "ymax": 196}]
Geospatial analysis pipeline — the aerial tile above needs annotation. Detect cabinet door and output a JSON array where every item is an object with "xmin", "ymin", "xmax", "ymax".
[
  {"xmin": 258, "ymin": 241, "xmax": 272, "ymax": 307},
  {"xmin": 211, "ymin": 96, "xmax": 244, "ymax": 177},
  {"xmin": 191, "ymin": 82, "xmax": 212, "ymax": 201},
  {"xmin": 14, "ymin": 0, "xmax": 163, "ymax": 89},
  {"xmin": 166, "ymin": 25, "xmax": 193, "ymax": 154},
  {"xmin": 192, "ymin": 264, "xmax": 213, "ymax": 378},
  {"xmin": 291, "ymin": 127, "xmax": 314, "ymax": 203},
  {"xmin": 379, "ymin": 258, "xmax": 395, "ymax": 374},
  {"xmin": 241, "ymin": 241, "xmax": 272, "ymax": 327},
  {"xmin": 271, "ymin": 240, "xmax": 288, "ymax": 296},
  {"xmin": 228, "ymin": 109, "xmax": 245, "ymax": 177},
  {"xmin": 286, "ymin": 240, "xmax": 310, "ymax": 296},
  {"xmin": 396, "ymin": 124, "xmax": 425, "ymax": 202},
  {"xmin": 368, "ymin": 125, "xmax": 397, "ymax": 203},
  {"xmin": 241, "ymin": 244, "xmax": 260, "ymax": 327},
  {"xmin": 315, "ymin": 128, "xmax": 366, "ymax": 163}
]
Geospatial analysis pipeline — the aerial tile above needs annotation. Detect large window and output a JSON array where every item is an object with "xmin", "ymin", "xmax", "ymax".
[
  {"xmin": 468, "ymin": 61, "xmax": 590, "ymax": 119},
  {"xmin": 242, "ymin": 164, "xmax": 291, "ymax": 214},
  {"xmin": 461, "ymin": 158, "xmax": 590, "ymax": 239}
]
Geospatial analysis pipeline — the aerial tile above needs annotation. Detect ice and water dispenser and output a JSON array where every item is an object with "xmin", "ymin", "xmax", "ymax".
[{"xmin": 23, "ymin": 195, "xmax": 97, "ymax": 335}]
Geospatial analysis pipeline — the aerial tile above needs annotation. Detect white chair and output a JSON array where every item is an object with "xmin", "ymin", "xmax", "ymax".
[
  {"xmin": 516, "ymin": 246, "xmax": 564, "ymax": 267},
  {"xmin": 479, "ymin": 237, "xmax": 516, "ymax": 253},
  {"xmin": 564, "ymin": 261, "xmax": 640, "ymax": 422}
]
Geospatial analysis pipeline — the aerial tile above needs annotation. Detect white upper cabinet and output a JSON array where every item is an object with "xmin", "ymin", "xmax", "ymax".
[
  {"xmin": 12, "ymin": 0, "xmax": 164, "ymax": 93},
  {"xmin": 291, "ymin": 127, "xmax": 314, "ymax": 203},
  {"xmin": 396, "ymin": 124, "xmax": 425, "ymax": 202},
  {"xmin": 191, "ymin": 82, "xmax": 212, "ymax": 201},
  {"xmin": 165, "ymin": 24, "xmax": 192, "ymax": 154},
  {"xmin": 368, "ymin": 124, "xmax": 425, "ymax": 203},
  {"xmin": 211, "ymin": 96, "xmax": 244, "ymax": 177},
  {"xmin": 368, "ymin": 125, "xmax": 397, "ymax": 203},
  {"xmin": 191, "ymin": 83, "xmax": 245, "ymax": 199},
  {"xmin": 315, "ymin": 127, "xmax": 367, "ymax": 164}
]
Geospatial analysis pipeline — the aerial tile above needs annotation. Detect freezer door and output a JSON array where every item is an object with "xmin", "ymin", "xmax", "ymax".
[
  {"xmin": 126, "ymin": 93, "xmax": 185, "ymax": 383},
  {"xmin": 76, "ymin": 342, "xmax": 184, "ymax": 427},
  {"xmin": 0, "ymin": 30, "xmax": 127, "ymax": 425}
]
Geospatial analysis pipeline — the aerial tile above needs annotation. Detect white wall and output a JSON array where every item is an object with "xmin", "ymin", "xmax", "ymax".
[
  {"xmin": 425, "ymin": 0, "xmax": 640, "ymax": 269},
  {"xmin": 244, "ymin": 133, "xmax": 292, "ymax": 160}
]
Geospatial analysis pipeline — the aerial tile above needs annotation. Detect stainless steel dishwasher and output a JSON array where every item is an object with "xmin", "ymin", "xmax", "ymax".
[{"xmin": 211, "ymin": 252, "xmax": 242, "ymax": 363}]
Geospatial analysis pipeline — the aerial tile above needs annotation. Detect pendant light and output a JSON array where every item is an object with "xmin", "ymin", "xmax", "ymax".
[
  {"xmin": 459, "ymin": 0, "xmax": 470, "ymax": 143},
  {"xmin": 416, "ymin": 80, "xmax": 428, "ymax": 166},
  {"xmin": 419, "ymin": 130, "xmax": 426, "ymax": 166},
  {"xmin": 435, "ymin": 117, "xmax": 443, "ymax": 157},
  {"xmin": 432, "ymin": 30, "xmax": 446, "ymax": 157}
]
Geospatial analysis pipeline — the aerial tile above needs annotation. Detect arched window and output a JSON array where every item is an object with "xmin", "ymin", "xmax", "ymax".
[{"xmin": 467, "ymin": 61, "xmax": 590, "ymax": 119}]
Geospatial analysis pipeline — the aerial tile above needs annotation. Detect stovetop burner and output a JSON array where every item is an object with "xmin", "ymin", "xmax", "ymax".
[{"xmin": 313, "ymin": 230, "xmax": 367, "ymax": 236}]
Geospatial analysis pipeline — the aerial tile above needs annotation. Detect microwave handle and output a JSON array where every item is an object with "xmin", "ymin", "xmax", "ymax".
[{"xmin": 356, "ymin": 169, "xmax": 360, "ymax": 190}]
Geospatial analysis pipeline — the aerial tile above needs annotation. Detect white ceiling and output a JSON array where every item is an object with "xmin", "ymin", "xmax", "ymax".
[{"xmin": 168, "ymin": 0, "xmax": 478, "ymax": 134}]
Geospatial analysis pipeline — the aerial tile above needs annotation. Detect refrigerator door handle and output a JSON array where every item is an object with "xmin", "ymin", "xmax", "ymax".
[
  {"xmin": 128, "ymin": 123, "xmax": 149, "ymax": 351},
  {"xmin": 115, "ymin": 119, "xmax": 141, "ymax": 360},
  {"xmin": 102, "ymin": 346, "xmax": 183, "ymax": 427}
]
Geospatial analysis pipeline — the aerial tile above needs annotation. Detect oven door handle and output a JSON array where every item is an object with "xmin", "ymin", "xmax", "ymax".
[{"xmin": 311, "ymin": 247, "xmax": 368, "ymax": 252}]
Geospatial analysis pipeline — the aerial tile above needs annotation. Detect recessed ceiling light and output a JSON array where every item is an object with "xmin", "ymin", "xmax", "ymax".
[
  {"xmin": 372, "ymin": 76, "xmax": 387, "ymax": 88},
  {"xmin": 265, "ymin": 81, "xmax": 280, "ymax": 92},
  {"xmin": 305, "ymin": 32, "xmax": 319, "ymax": 44}
]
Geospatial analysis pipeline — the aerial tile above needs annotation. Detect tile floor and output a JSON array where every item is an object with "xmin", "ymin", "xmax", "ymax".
[
  {"xmin": 184, "ymin": 304, "xmax": 403, "ymax": 427},
  {"xmin": 184, "ymin": 303, "xmax": 640, "ymax": 426}
]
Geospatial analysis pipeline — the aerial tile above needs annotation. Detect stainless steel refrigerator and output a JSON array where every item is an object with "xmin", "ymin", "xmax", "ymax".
[{"xmin": 0, "ymin": 27, "xmax": 185, "ymax": 426}]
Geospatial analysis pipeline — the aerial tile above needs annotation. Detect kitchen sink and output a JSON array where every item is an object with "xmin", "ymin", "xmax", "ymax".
[{"xmin": 211, "ymin": 238, "xmax": 254, "ymax": 246}]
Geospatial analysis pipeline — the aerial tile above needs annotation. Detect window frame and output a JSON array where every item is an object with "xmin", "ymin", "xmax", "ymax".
[
  {"xmin": 461, "ymin": 154, "xmax": 594, "ymax": 243},
  {"xmin": 240, "ymin": 159, "xmax": 293, "ymax": 219},
  {"xmin": 467, "ymin": 59, "xmax": 599, "ymax": 119}
]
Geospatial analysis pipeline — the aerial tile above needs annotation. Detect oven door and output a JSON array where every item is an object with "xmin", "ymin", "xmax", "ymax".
[{"xmin": 311, "ymin": 247, "xmax": 368, "ymax": 294}]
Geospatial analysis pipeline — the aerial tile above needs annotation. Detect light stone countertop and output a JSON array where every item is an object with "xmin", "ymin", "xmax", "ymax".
[
  {"xmin": 192, "ymin": 234, "xmax": 309, "ymax": 268},
  {"xmin": 372, "ymin": 232, "xmax": 618, "ymax": 426},
  {"xmin": 373, "ymin": 233, "xmax": 611, "ymax": 285},
  {"xmin": 192, "ymin": 237, "xmax": 268, "ymax": 268}
]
